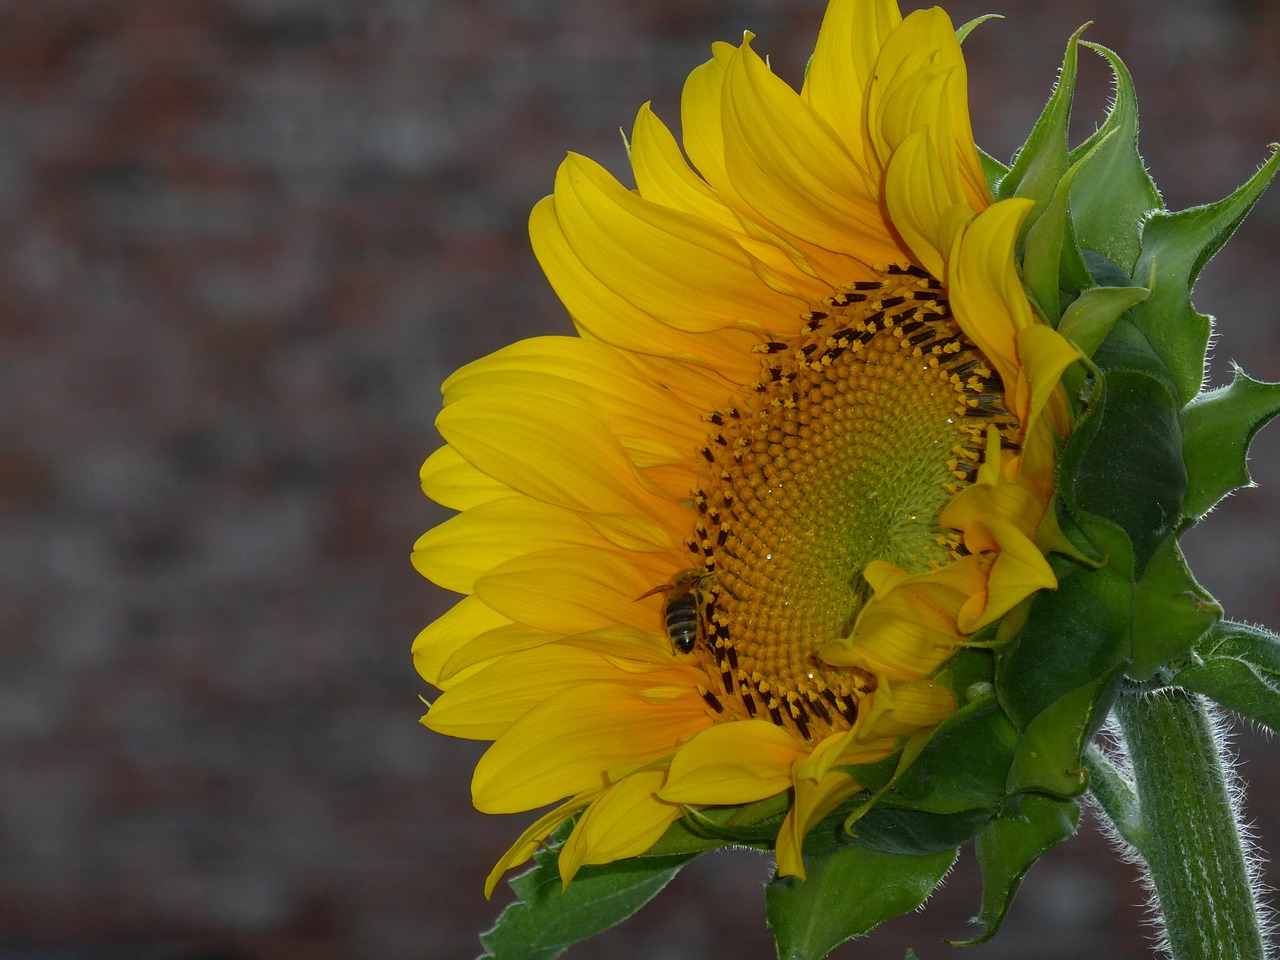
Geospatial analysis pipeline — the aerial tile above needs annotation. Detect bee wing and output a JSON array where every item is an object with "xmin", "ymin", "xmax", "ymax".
[{"xmin": 635, "ymin": 582, "xmax": 673, "ymax": 602}]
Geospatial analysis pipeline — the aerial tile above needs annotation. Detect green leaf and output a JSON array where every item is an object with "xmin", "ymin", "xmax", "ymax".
[
  {"xmin": 1129, "ymin": 537, "xmax": 1221, "ymax": 681},
  {"xmin": 1170, "ymin": 620, "xmax": 1280, "ymax": 735},
  {"xmin": 1067, "ymin": 42, "xmax": 1162, "ymax": 273},
  {"xmin": 480, "ymin": 844, "xmax": 697, "ymax": 960},
  {"xmin": 955, "ymin": 796, "xmax": 1081, "ymax": 945},
  {"xmin": 766, "ymin": 846, "xmax": 957, "ymax": 960},
  {"xmin": 1130, "ymin": 147, "xmax": 1280, "ymax": 405},
  {"xmin": 1181, "ymin": 366, "xmax": 1280, "ymax": 521}
]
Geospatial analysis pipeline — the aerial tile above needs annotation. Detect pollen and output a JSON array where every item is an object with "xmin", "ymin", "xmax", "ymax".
[{"xmin": 681, "ymin": 265, "xmax": 1018, "ymax": 741}]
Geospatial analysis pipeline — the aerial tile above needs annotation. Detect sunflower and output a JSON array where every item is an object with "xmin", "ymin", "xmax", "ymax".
[{"xmin": 414, "ymin": 0, "xmax": 1079, "ymax": 893}]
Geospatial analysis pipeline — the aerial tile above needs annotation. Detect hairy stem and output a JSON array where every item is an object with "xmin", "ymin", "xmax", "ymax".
[{"xmin": 1112, "ymin": 688, "xmax": 1268, "ymax": 960}]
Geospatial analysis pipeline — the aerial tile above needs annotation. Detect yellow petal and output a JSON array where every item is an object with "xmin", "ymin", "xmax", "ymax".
[
  {"xmin": 428, "ymin": 643, "xmax": 670, "ymax": 740},
  {"xmin": 442, "ymin": 339, "xmax": 710, "ymax": 502},
  {"xmin": 721, "ymin": 40, "xmax": 898, "ymax": 269},
  {"xmin": 630, "ymin": 103, "xmax": 740, "ymax": 231},
  {"xmin": 473, "ymin": 681, "xmax": 711, "ymax": 813},
  {"xmin": 680, "ymin": 41, "xmax": 742, "ymax": 208},
  {"xmin": 412, "ymin": 595, "xmax": 511, "ymax": 688},
  {"xmin": 436, "ymin": 392, "xmax": 686, "ymax": 536},
  {"xmin": 824, "ymin": 560, "xmax": 982, "ymax": 678},
  {"xmin": 949, "ymin": 197, "xmax": 1036, "ymax": 399},
  {"xmin": 474, "ymin": 547, "xmax": 671, "ymax": 635},
  {"xmin": 531, "ymin": 194, "xmax": 765, "ymax": 377},
  {"xmin": 559, "ymin": 770, "xmax": 682, "ymax": 885},
  {"xmin": 413, "ymin": 496, "xmax": 605, "ymax": 594},
  {"xmin": 775, "ymin": 764, "xmax": 862, "ymax": 879},
  {"xmin": 484, "ymin": 793, "xmax": 597, "ymax": 898},
  {"xmin": 801, "ymin": 0, "xmax": 902, "ymax": 167},
  {"xmin": 419, "ymin": 443, "xmax": 511, "ymax": 512},
  {"xmin": 940, "ymin": 468, "xmax": 1044, "ymax": 538},
  {"xmin": 957, "ymin": 517, "xmax": 1058, "ymax": 633},
  {"xmin": 883, "ymin": 127, "xmax": 973, "ymax": 280},
  {"xmin": 1017, "ymin": 323, "xmax": 1082, "ymax": 439},
  {"xmin": 556, "ymin": 152, "xmax": 810, "ymax": 330},
  {"xmin": 440, "ymin": 621, "xmax": 558, "ymax": 681},
  {"xmin": 857, "ymin": 675, "xmax": 956, "ymax": 741},
  {"xmin": 444, "ymin": 336, "xmax": 705, "ymax": 450},
  {"xmin": 560, "ymin": 624, "xmax": 686, "ymax": 665},
  {"xmin": 660, "ymin": 720, "xmax": 803, "ymax": 804},
  {"xmin": 867, "ymin": 7, "xmax": 989, "ymax": 209}
]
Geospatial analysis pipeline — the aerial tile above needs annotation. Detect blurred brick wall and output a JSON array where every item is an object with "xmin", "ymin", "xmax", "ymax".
[{"xmin": 0, "ymin": 1, "xmax": 1276, "ymax": 958}]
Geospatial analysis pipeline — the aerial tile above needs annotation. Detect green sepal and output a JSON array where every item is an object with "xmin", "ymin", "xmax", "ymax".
[
  {"xmin": 955, "ymin": 14, "xmax": 1002, "ymax": 44},
  {"xmin": 765, "ymin": 845, "xmax": 957, "ymax": 960},
  {"xmin": 994, "ymin": 523, "xmax": 1129, "ymax": 798},
  {"xmin": 1181, "ymin": 365, "xmax": 1280, "ymax": 521},
  {"xmin": 480, "ymin": 825, "xmax": 698, "ymax": 960},
  {"xmin": 998, "ymin": 24, "xmax": 1082, "ymax": 209},
  {"xmin": 1067, "ymin": 42, "xmax": 1162, "ymax": 274},
  {"xmin": 1128, "ymin": 537, "xmax": 1221, "ymax": 681},
  {"xmin": 954, "ymin": 795, "xmax": 1081, "ymax": 945},
  {"xmin": 1056, "ymin": 282, "xmax": 1150, "ymax": 359},
  {"xmin": 937, "ymin": 644, "xmax": 996, "ymax": 705},
  {"xmin": 1073, "ymin": 368, "xmax": 1182, "ymax": 574},
  {"xmin": 838, "ymin": 749, "xmax": 909, "ymax": 798},
  {"xmin": 644, "ymin": 793, "xmax": 788, "ymax": 856},
  {"xmin": 1090, "ymin": 311, "xmax": 1178, "ymax": 383},
  {"xmin": 1130, "ymin": 146, "xmax": 1280, "ymax": 405},
  {"xmin": 809, "ymin": 690, "xmax": 1014, "ymax": 865},
  {"xmin": 996, "ymin": 557, "xmax": 1131, "ymax": 730},
  {"xmin": 1053, "ymin": 349, "xmax": 1134, "ymax": 575},
  {"xmin": 1005, "ymin": 673, "xmax": 1115, "ymax": 798},
  {"xmin": 847, "ymin": 805, "xmax": 994, "ymax": 857},
  {"xmin": 978, "ymin": 147, "xmax": 1010, "ymax": 195},
  {"xmin": 1057, "ymin": 208, "xmax": 1097, "ymax": 296},
  {"xmin": 835, "ymin": 730, "xmax": 937, "ymax": 835},
  {"xmin": 890, "ymin": 696, "xmax": 1018, "ymax": 812},
  {"xmin": 1069, "ymin": 323, "xmax": 1186, "ymax": 575},
  {"xmin": 1022, "ymin": 130, "xmax": 1115, "ymax": 322},
  {"xmin": 1168, "ymin": 620, "xmax": 1280, "ymax": 735}
]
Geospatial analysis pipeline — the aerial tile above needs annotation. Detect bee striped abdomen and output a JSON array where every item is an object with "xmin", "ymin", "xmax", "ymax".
[
  {"xmin": 638, "ymin": 568, "xmax": 712, "ymax": 655},
  {"xmin": 664, "ymin": 593, "xmax": 700, "ymax": 653}
]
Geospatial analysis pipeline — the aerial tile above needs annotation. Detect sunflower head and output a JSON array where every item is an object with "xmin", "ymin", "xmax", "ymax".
[{"xmin": 414, "ymin": 0, "xmax": 1280, "ymax": 954}]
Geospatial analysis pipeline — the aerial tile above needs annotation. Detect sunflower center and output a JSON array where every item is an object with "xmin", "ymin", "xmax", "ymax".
[{"xmin": 679, "ymin": 264, "xmax": 1017, "ymax": 741}]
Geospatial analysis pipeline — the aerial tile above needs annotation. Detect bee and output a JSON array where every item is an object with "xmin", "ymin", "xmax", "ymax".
[{"xmin": 638, "ymin": 568, "xmax": 713, "ymax": 654}]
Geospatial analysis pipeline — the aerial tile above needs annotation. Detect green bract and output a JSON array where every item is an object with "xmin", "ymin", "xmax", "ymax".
[{"xmin": 474, "ymin": 23, "xmax": 1279, "ymax": 960}]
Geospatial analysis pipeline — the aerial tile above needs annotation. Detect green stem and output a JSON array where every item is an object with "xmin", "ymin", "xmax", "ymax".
[
  {"xmin": 1081, "ymin": 743, "xmax": 1142, "ymax": 849},
  {"xmin": 1112, "ymin": 688, "xmax": 1268, "ymax": 960}
]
